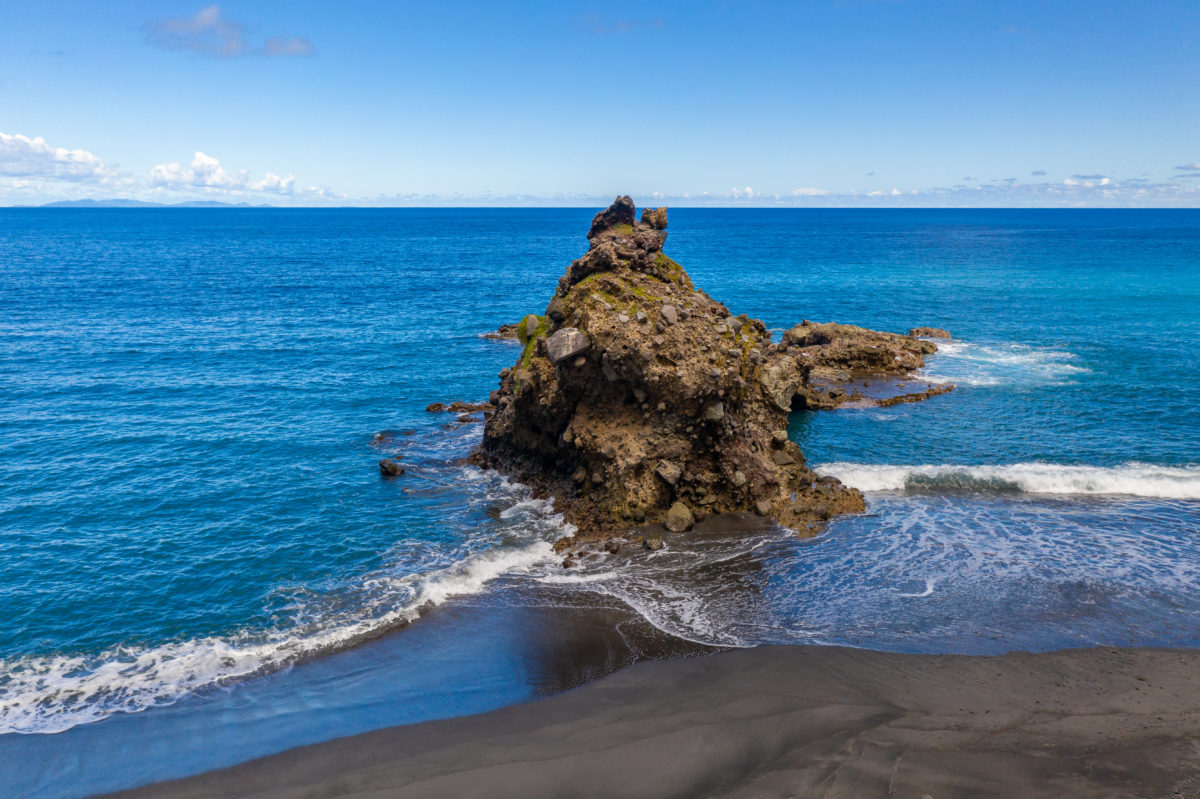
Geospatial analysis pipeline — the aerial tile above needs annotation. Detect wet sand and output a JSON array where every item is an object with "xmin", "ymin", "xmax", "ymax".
[{"xmin": 116, "ymin": 644, "xmax": 1200, "ymax": 798}]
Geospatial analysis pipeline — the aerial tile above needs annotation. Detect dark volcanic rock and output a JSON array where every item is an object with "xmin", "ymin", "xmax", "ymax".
[
  {"xmin": 482, "ymin": 323, "xmax": 521, "ymax": 340},
  {"xmin": 909, "ymin": 326, "xmax": 952, "ymax": 339},
  {"xmin": 428, "ymin": 400, "xmax": 494, "ymax": 413},
  {"xmin": 783, "ymin": 321, "xmax": 935, "ymax": 377},
  {"xmin": 447, "ymin": 401, "xmax": 492, "ymax": 413},
  {"xmin": 379, "ymin": 458, "xmax": 405, "ymax": 477},
  {"xmin": 587, "ymin": 195, "xmax": 637, "ymax": 239},
  {"xmin": 470, "ymin": 197, "xmax": 868, "ymax": 539},
  {"xmin": 781, "ymin": 321, "xmax": 952, "ymax": 409}
]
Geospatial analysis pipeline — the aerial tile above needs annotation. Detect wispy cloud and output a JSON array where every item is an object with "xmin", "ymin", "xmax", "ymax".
[
  {"xmin": 5, "ymin": 130, "xmax": 1199, "ymax": 208},
  {"xmin": 262, "ymin": 36, "xmax": 314, "ymax": 57},
  {"xmin": 0, "ymin": 132, "xmax": 126, "ymax": 184},
  {"xmin": 1031, "ymin": 169, "xmax": 1047, "ymax": 176},
  {"xmin": 1174, "ymin": 162, "xmax": 1200, "ymax": 171},
  {"xmin": 145, "ymin": 6, "xmax": 314, "ymax": 58},
  {"xmin": 0, "ymin": 131, "xmax": 336, "ymax": 204}
]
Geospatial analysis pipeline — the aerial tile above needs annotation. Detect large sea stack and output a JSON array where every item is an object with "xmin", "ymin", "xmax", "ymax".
[{"xmin": 471, "ymin": 196, "xmax": 937, "ymax": 541}]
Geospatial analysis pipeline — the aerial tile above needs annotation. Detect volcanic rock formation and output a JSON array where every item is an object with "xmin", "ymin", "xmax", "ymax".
[{"xmin": 474, "ymin": 196, "xmax": 926, "ymax": 543}]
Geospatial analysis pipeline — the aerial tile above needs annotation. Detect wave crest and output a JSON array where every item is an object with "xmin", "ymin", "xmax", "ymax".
[{"xmin": 816, "ymin": 462, "xmax": 1200, "ymax": 499}]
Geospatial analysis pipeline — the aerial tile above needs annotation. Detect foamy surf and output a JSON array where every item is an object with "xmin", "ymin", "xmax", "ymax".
[
  {"xmin": 918, "ymin": 339, "xmax": 1088, "ymax": 387},
  {"xmin": 0, "ymin": 473, "xmax": 567, "ymax": 736},
  {"xmin": 817, "ymin": 462, "xmax": 1200, "ymax": 499}
]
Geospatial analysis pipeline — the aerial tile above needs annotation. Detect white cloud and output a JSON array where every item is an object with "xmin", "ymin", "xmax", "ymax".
[
  {"xmin": 263, "ymin": 36, "xmax": 315, "ymax": 57},
  {"xmin": 0, "ymin": 132, "xmax": 124, "ymax": 183},
  {"xmin": 790, "ymin": 187, "xmax": 827, "ymax": 196},
  {"xmin": 148, "ymin": 151, "xmax": 296, "ymax": 195},
  {"xmin": 145, "ymin": 5, "xmax": 314, "ymax": 58}
]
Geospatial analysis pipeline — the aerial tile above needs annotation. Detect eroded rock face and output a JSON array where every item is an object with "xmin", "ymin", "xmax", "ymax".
[{"xmin": 470, "ymin": 197, "xmax": 867, "ymax": 539}]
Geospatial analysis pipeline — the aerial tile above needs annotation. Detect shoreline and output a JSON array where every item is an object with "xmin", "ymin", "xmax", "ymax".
[{"xmin": 114, "ymin": 644, "xmax": 1200, "ymax": 798}]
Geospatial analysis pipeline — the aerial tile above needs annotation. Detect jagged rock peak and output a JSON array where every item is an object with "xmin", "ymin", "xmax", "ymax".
[
  {"xmin": 562, "ymin": 197, "xmax": 674, "ymax": 293},
  {"xmin": 587, "ymin": 195, "xmax": 638, "ymax": 239}
]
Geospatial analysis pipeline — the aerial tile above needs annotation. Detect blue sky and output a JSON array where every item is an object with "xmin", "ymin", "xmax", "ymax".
[{"xmin": 2, "ymin": 0, "xmax": 1198, "ymax": 206}]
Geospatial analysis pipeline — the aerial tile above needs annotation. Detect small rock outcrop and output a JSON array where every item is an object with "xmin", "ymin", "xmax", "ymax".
[
  {"xmin": 481, "ymin": 323, "xmax": 521, "ymax": 340},
  {"xmin": 379, "ymin": 458, "xmax": 405, "ymax": 477},
  {"xmin": 471, "ymin": 197, "xmax": 872, "ymax": 540},
  {"xmin": 780, "ymin": 321, "xmax": 952, "ymax": 409},
  {"xmin": 909, "ymin": 326, "xmax": 952, "ymax": 339}
]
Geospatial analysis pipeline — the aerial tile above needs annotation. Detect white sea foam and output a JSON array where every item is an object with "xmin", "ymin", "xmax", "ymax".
[
  {"xmin": 0, "ymin": 475, "xmax": 566, "ymax": 735},
  {"xmin": 536, "ymin": 571, "xmax": 619, "ymax": 585},
  {"xmin": 817, "ymin": 462, "xmax": 1200, "ymax": 499},
  {"xmin": 918, "ymin": 339, "xmax": 1088, "ymax": 387}
]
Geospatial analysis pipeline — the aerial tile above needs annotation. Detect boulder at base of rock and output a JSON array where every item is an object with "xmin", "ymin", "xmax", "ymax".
[
  {"xmin": 545, "ymin": 328, "xmax": 590, "ymax": 364},
  {"xmin": 665, "ymin": 501, "xmax": 695, "ymax": 532}
]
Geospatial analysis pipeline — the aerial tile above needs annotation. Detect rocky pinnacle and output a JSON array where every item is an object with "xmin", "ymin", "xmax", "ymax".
[{"xmin": 470, "ymin": 196, "xmax": 883, "ymax": 540}]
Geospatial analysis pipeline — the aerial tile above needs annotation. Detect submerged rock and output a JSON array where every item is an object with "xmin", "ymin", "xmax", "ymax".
[
  {"xmin": 470, "ymin": 196, "xmax": 875, "ymax": 539},
  {"xmin": 379, "ymin": 458, "xmax": 405, "ymax": 477}
]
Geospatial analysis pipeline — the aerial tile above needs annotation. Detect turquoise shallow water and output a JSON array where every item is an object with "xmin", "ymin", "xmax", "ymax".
[{"xmin": 1, "ymin": 208, "xmax": 1199, "ymax": 796}]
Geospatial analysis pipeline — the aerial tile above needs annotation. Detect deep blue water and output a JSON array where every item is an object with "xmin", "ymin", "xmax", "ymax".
[{"xmin": 1, "ymin": 208, "xmax": 1198, "ymax": 796}]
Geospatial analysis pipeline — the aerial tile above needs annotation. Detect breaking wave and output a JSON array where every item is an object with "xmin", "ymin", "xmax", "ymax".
[
  {"xmin": 816, "ymin": 462, "xmax": 1200, "ymax": 499},
  {"xmin": 0, "ymin": 473, "xmax": 568, "ymax": 735}
]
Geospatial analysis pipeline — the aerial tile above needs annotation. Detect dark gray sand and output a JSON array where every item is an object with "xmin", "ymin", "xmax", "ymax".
[{"xmin": 116, "ymin": 645, "xmax": 1200, "ymax": 798}]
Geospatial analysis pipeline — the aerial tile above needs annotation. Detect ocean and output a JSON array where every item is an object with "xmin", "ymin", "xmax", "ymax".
[{"xmin": 1, "ymin": 207, "xmax": 1198, "ymax": 797}]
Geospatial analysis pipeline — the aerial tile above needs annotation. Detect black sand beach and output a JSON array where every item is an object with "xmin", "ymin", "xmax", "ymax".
[{"xmin": 116, "ymin": 644, "xmax": 1200, "ymax": 798}]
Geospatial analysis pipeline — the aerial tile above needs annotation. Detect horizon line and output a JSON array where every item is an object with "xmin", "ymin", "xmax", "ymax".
[{"xmin": 8, "ymin": 202, "xmax": 1200, "ymax": 211}]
